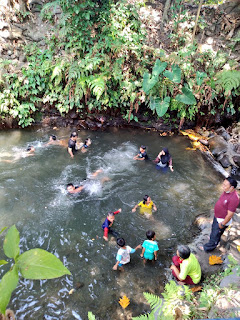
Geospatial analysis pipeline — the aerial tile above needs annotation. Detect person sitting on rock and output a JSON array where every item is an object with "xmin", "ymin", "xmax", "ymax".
[{"xmin": 170, "ymin": 245, "xmax": 201, "ymax": 285}]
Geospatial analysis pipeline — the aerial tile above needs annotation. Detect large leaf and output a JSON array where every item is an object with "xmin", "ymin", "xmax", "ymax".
[
  {"xmin": 0, "ymin": 266, "xmax": 19, "ymax": 315},
  {"xmin": 175, "ymin": 87, "xmax": 196, "ymax": 105},
  {"xmin": 3, "ymin": 225, "xmax": 20, "ymax": 260},
  {"xmin": 17, "ymin": 249, "xmax": 71, "ymax": 279},
  {"xmin": 163, "ymin": 64, "xmax": 181, "ymax": 83},
  {"xmin": 150, "ymin": 96, "xmax": 170, "ymax": 117},
  {"xmin": 142, "ymin": 73, "xmax": 158, "ymax": 95},
  {"xmin": 142, "ymin": 60, "xmax": 167, "ymax": 94},
  {"xmin": 152, "ymin": 59, "xmax": 167, "ymax": 78},
  {"xmin": 196, "ymin": 71, "xmax": 207, "ymax": 86}
]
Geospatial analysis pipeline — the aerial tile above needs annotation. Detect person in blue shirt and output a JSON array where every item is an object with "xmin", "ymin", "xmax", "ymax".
[{"xmin": 140, "ymin": 230, "xmax": 159, "ymax": 264}]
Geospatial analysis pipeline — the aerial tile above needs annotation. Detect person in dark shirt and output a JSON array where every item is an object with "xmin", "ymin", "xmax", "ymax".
[
  {"xmin": 153, "ymin": 147, "xmax": 173, "ymax": 172},
  {"xmin": 133, "ymin": 145, "xmax": 148, "ymax": 161},
  {"xmin": 68, "ymin": 132, "xmax": 78, "ymax": 158},
  {"xmin": 102, "ymin": 209, "xmax": 121, "ymax": 241}
]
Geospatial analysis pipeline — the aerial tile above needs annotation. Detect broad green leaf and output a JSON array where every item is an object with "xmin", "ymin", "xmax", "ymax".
[
  {"xmin": 152, "ymin": 59, "xmax": 167, "ymax": 77},
  {"xmin": 175, "ymin": 87, "xmax": 196, "ymax": 105},
  {"xmin": 0, "ymin": 266, "xmax": 19, "ymax": 314},
  {"xmin": 0, "ymin": 227, "xmax": 7, "ymax": 235},
  {"xmin": 150, "ymin": 96, "xmax": 170, "ymax": 117},
  {"xmin": 143, "ymin": 60, "xmax": 167, "ymax": 94},
  {"xmin": 0, "ymin": 260, "xmax": 8, "ymax": 266},
  {"xmin": 163, "ymin": 64, "xmax": 181, "ymax": 83},
  {"xmin": 17, "ymin": 249, "xmax": 71, "ymax": 279},
  {"xmin": 196, "ymin": 71, "xmax": 207, "ymax": 86},
  {"xmin": 3, "ymin": 225, "xmax": 20, "ymax": 260}
]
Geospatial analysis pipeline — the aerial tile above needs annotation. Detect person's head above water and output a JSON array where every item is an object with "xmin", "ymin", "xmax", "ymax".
[
  {"xmin": 146, "ymin": 230, "xmax": 155, "ymax": 240},
  {"xmin": 70, "ymin": 132, "xmax": 78, "ymax": 140},
  {"xmin": 177, "ymin": 245, "xmax": 191, "ymax": 260},
  {"xmin": 50, "ymin": 135, "xmax": 57, "ymax": 141},
  {"xmin": 26, "ymin": 145, "xmax": 35, "ymax": 152},
  {"xmin": 162, "ymin": 147, "xmax": 169, "ymax": 155},
  {"xmin": 107, "ymin": 212, "xmax": 115, "ymax": 223},
  {"xmin": 143, "ymin": 195, "xmax": 151, "ymax": 204},
  {"xmin": 140, "ymin": 145, "xmax": 146, "ymax": 153},
  {"xmin": 67, "ymin": 183, "xmax": 75, "ymax": 193},
  {"xmin": 84, "ymin": 138, "xmax": 92, "ymax": 146},
  {"xmin": 117, "ymin": 237, "xmax": 125, "ymax": 247}
]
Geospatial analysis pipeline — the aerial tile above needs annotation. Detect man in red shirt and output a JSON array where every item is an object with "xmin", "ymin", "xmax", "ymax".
[{"xmin": 203, "ymin": 177, "xmax": 239, "ymax": 252}]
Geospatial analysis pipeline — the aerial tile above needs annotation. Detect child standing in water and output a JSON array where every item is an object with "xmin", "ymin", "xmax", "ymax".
[
  {"xmin": 132, "ymin": 195, "xmax": 157, "ymax": 214},
  {"xmin": 102, "ymin": 209, "xmax": 121, "ymax": 241},
  {"xmin": 141, "ymin": 230, "xmax": 159, "ymax": 264},
  {"xmin": 113, "ymin": 238, "xmax": 142, "ymax": 271},
  {"xmin": 133, "ymin": 145, "xmax": 148, "ymax": 161}
]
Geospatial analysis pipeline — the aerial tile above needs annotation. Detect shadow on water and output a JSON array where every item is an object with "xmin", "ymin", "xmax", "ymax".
[{"xmin": 0, "ymin": 128, "xmax": 222, "ymax": 319}]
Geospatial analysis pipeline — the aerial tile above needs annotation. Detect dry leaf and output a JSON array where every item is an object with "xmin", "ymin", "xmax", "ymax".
[
  {"xmin": 191, "ymin": 285, "xmax": 203, "ymax": 293},
  {"xmin": 119, "ymin": 295, "xmax": 130, "ymax": 309},
  {"xmin": 209, "ymin": 255, "xmax": 223, "ymax": 265},
  {"xmin": 69, "ymin": 289, "xmax": 75, "ymax": 295}
]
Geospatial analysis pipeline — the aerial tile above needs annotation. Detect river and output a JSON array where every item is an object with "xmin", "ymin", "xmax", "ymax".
[{"xmin": 0, "ymin": 127, "xmax": 222, "ymax": 319}]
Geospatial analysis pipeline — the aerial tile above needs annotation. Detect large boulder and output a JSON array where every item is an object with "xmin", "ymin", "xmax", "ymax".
[{"xmin": 208, "ymin": 135, "xmax": 228, "ymax": 157}]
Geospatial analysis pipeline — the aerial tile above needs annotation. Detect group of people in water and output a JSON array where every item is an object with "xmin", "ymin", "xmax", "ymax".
[{"xmin": 2, "ymin": 130, "xmax": 239, "ymax": 287}]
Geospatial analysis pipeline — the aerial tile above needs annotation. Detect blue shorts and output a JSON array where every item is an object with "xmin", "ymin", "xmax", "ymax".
[{"xmin": 118, "ymin": 263, "xmax": 123, "ymax": 267}]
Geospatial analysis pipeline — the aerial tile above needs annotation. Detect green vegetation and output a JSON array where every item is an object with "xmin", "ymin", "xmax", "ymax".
[
  {"xmin": 0, "ymin": 226, "xmax": 71, "ymax": 316},
  {"xmin": 0, "ymin": 0, "xmax": 239, "ymax": 127}
]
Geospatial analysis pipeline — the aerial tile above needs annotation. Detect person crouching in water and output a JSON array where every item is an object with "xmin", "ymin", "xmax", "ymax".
[
  {"xmin": 170, "ymin": 245, "xmax": 201, "ymax": 285},
  {"xmin": 113, "ymin": 238, "xmax": 142, "ymax": 271},
  {"xmin": 102, "ymin": 209, "xmax": 121, "ymax": 241},
  {"xmin": 133, "ymin": 145, "xmax": 148, "ymax": 161},
  {"xmin": 132, "ymin": 195, "xmax": 157, "ymax": 218},
  {"xmin": 153, "ymin": 147, "xmax": 173, "ymax": 172}
]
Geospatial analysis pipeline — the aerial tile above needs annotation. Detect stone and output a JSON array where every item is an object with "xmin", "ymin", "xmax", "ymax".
[
  {"xmin": 234, "ymin": 144, "xmax": 240, "ymax": 154},
  {"xmin": 208, "ymin": 135, "xmax": 228, "ymax": 157},
  {"xmin": 218, "ymin": 154, "xmax": 231, "ymax": 168},
  {"xmin": 220, "ymin": 267, "xmax": 240, "ymax": 288},
  {"xmin": 19, "ymin": 54, "xmax": 27, "ymax": 62},
  {"xmin": 215, "ymin": 126, "xmax": 231, "ymax": 141},
  {"xmin": 233, "ymin": 155, "xmax": 240, "ymax": 167}
]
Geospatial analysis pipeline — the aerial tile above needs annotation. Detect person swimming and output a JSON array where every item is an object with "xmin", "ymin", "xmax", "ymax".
[
  {"xmin": 132, "ymin": 195, "xmax": 157, "ymax": 217},
  {"xmin": 153, "ymin": 147, "xmax": 173, "ymax": 172},
  {"xmin": 0, "ymin": 145, "xmax": 35, "ymax": 163}
]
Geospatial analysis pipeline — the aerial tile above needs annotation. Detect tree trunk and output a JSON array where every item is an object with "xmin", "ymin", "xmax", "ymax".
[
  {"xmin": 192, "ymin": 0, "xmax": 204, "ymax": 43},
  {"xmin": 161, "ymin": 0, "xmax": 172, "ymax": 28}
]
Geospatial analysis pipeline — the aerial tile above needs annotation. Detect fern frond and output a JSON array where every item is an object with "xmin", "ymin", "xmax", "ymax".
[
  {"xmin": 216, "ymin": 70, "xmax": 240, "ymax": 96},
  {"xmin": 143, "ymin": 292, "xmax": 163, "ymax": 312},
  {"xmin": 88, "ymin": 76, "xmax": 105, "ymax": 100},
  {"xmin": 41, "ymin": 0, "xmax": 60, "ymax": 16},
  {"xmin": 132, "ymin": 313, "xmax": 154, "ymax": 320},
  {"xmin": 68, "ymin": 62, "xmax": 81, "ymax": 80}
]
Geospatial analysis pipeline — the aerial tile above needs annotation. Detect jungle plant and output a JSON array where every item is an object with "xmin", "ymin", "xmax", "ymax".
[{"xmin": 0, "ymin": 226, "xmax": 71, "ymax": 316}]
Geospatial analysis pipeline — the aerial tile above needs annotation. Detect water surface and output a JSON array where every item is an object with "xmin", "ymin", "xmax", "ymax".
[{"xmin": 0, "ymin": 128, "xmax": 222, "ymax": 319}]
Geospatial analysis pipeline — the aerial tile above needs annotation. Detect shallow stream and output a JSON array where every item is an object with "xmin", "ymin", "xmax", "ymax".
[{"xmin": 0, "ymin": 128, "xmax": 222, "ymax": 319}]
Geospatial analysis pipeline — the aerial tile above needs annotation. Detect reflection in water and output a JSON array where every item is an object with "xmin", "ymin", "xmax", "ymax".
[{"xmin": 0, "ymin": 128, "xmax": 222, "ymax": 319}]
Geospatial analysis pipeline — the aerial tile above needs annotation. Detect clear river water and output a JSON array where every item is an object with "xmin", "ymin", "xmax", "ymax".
[{"xmin": 0, "ymin": 127, "xmax": 222, "ymax": 319}]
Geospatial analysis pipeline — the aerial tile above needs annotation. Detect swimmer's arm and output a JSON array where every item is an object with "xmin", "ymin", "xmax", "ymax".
[
  {"xmin": 154, "ymin": 250, "xmax": 158, "ymax": 260},
  {"xmin": 140, "ymin": 247, "xmax": 145, "ymax": 257},
  {"xmin": 68, "ymin": 147, "xmax": 74, "ymax": 158},
  {"xmin": 75, "ymin": 186, "xmax": 84, "ymax": 193},
  {"xmin": 132, "ymin": 204, "xmax": 139, "ymax": 212},
  {"xmin": 169, "ymin": 158, "xmax": 174, "ymax": 172},
  {"xmin": 113, "ymin": 208, "xmax": 121, "ymax": 215},
  {"xmin": 135, "ymin": 156, "xmax": 145, "ymax": 161},
  {"xmin": 153, "ymin": 203, "xmax": 157, "ymax": 211}
]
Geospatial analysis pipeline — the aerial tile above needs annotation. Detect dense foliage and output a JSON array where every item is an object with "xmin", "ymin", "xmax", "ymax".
[{"xmin": 0, "ymin": 0, "xmax": 239, "ymax": 127}]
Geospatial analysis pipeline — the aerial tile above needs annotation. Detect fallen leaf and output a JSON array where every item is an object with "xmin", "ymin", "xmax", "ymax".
[
  {"xmin": 209, "ymin": 255, "xmax": 223, "ymax": 265},
  {"xmin": 191, "ymin": 285, "xmax": 203, "ymax": 292},
  {"xmin": 119, "ymin": 295, "xmax": 130, "ymax": 309},
  {"xmin": 69, "ymin": 289, "xmax": 75, "ymax": 295}
]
